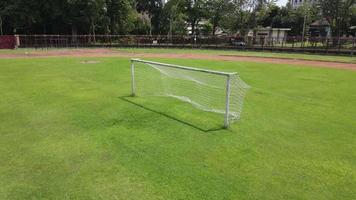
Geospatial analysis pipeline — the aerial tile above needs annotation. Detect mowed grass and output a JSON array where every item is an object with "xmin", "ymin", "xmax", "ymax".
[
  {"xmin": 0, "ymin": 57, "xmax": 355, "ymax": 199},
  {"xmin": 117, "ymin": 47, "xmax": 356, "ymax": 63}
]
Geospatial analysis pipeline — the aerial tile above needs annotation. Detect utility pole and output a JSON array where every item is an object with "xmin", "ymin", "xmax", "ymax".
[
  {"xmin": 301, "ymin": 0, "xmax": 309, "ymax": 47},
  {"xmin": 335, "ymin": 0, "xmax": 341, "ymax": 47},
  {"xmin": 302, "ymin": 14, "xmax": 307, "ymax": 47},
  {"xmin": 0, "ymin": 16, "xmax": 3, "ymax": 35},
  {"xmin": 169, "ymin": 12, "xmax": 173, "ymax": 43}
]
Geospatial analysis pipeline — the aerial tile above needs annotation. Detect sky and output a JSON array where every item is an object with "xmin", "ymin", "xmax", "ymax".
[{"xmin": 277, "ymin": 0, "xmax": 288, "ymax": 7}]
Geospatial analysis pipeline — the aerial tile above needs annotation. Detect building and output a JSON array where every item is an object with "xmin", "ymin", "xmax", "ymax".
[
  {"xmin": 253, "ymin": 27, "xmax": 291, "ymax": 43},
  {"xmin": 290, "ymin": 0, "xmax": 316, "ymax": 9},
  {"xmin": 309, "ymin": 19, "xmax": 331, "ymax": 37},
  {"xmin": 244, "ymin": 27, "xmax": 291, "ymax": 46}
]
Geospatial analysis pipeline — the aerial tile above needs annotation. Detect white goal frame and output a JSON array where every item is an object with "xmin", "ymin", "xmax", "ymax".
[{"xmin": 130, "ymin": 58, "xmax": 238, "ymax": 128}]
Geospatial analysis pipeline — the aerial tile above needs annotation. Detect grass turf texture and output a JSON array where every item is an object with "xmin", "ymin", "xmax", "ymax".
[{"xmin": 0, "ymin": 57, "xmax": 355, "ymax": 199}]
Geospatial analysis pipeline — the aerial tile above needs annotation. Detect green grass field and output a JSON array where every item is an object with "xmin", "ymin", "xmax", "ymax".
[{"xmin": 0, "ymin": 56, "xmax": 355, "ymax": 199}]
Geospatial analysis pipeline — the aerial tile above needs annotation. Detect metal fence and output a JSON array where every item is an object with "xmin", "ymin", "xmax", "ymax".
[{"xmin": 17, "ymin": 35, "xmax": 356, "ymax": 55}]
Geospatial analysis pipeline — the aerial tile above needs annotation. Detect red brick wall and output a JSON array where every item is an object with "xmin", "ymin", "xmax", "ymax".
[{"xmin": 0, "ymin": 35, "xmax": 17, "ymax": 49}]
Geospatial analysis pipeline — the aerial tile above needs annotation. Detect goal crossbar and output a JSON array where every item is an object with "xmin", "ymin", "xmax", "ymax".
[{"xmin": 131, "ymin": 58, "xmax": 237, "ymax": 77}]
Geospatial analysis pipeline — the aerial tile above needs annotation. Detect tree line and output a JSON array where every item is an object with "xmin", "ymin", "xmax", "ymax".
[{"xmin": 0, "ymin": 0, "xmax": 355, "ymax": 37}]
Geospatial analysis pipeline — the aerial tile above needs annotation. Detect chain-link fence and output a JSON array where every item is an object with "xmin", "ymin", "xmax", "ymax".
[{"xmin": 17, "ymin": 35, "xmax": 356, "ymax": 55}]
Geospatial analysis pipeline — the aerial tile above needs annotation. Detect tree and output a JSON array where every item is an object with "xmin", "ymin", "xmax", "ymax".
[
  {"xmin": 85, "ymin": 0, "xmax": 106, "ymax": 38},
  {"xmin": 318, "ymin": 0, "xmax": 355, "ymax": 36},
  {"xmin": 136, "ymin": 0, "xmax": 164, "ymax": 34},
  {"xmin": 349, "ymin": 5, "xmax": 356, "ymax": 36},
  {"xmin": 257, "ymin": 5, "xmax": 280, "ymax": 27},
  {"xmin": 0, "ymin": 0, "xmax": 9, "ymax": 34},
  {"xmin": 131, "ymin": 12, "xmax": 151, "ymax": 34},
  {"xmin": 0, "ymin": 0, "xmax": 134, "ymax": 35},
  {"xmin": 205, "ymin": 0, "xmax": 231, "ymax": 35},
  {"xmin": 0, "ymin": 0, "xmax": 354, "ymax": 37},
  {"xmin": 185, "ymin": 0, "xmax": 207, "ymax": 35},
  {"xmin": 161, "ymin": 0, "xmax": 188, "ymax": 35},
  {"xmin": 106, "ymin": 0, "xmax": 133, "ymax": 34},
  {"xmin": 0, "ymin": 0, "xmax": 39, "ymax": 34},
  {"xmin": 248, "ymin": 0, "xmax": 267, "ymax": 29},
  {"xmin": 219, "ymin": 0, "xmax": 252, "ymax": 34},
  {"xmin": 65, "ymin": 0, "xmax": 95, "ymax": 35}
]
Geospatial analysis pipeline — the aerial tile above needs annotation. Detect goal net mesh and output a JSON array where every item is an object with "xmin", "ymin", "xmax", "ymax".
[{"xmin": 133, "ymin": 61, "xmax": 249, "ymax": 124}]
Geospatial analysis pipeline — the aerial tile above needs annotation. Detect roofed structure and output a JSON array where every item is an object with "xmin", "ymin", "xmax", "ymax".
[{"xmin": 309, "ymin": 19, "xmax": 331, "ymax": 37}]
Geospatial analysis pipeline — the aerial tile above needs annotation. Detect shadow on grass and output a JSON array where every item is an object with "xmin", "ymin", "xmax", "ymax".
[{"xmin": 119, "ymin": 96, "xmax": 225, "ymax": 132}]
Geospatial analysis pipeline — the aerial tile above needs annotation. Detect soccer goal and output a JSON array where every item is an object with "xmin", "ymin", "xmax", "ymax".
[{"xmin": 130, "ymin": 58, "xmax": 249, "ymax": 128}]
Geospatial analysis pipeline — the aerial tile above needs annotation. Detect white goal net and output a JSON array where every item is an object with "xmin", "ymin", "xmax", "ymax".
[{"xmin": 130, "ymin": 59, "xmax": 250, "ymax": 128}]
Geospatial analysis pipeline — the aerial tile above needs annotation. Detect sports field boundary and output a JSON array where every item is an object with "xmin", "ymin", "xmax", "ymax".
[
  {"xmin": 0, "ymin": 48, "xmax": 355, "ymax": 71},
  {"xmin": 218, "ymin": 54, "xmax": 355, "ymax": 64}
]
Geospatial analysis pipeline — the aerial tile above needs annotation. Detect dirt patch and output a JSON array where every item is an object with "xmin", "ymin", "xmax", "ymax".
[
  {"xmin": 80, "ymin": 60, "xmax": 101, "ymax": 64},
  {"xmin": 0, "ymin": 48, "xmax": 355, "ymax": 71}
]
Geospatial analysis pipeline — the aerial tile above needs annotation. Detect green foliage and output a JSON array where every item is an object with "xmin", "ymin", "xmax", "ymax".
[
  {"xmin": 136, "ymin": 0, "xmax": 164, "ymax": 34},
  {"xmin": 1, "ymin": 0, "xmax": 135, "ymax": 35},
  {"xmin": 220, "ymin": 2, "xmax": 250, "ymax": 34},
  {"xmin": 200, "ymin": 21, "xmax": 213, "ymax": 35},
  {"xmin": 0, "ymin": 0, "xmax": 355, "ymax": 36},
  {"xmin": 106, "ymin": 0, "xmax": 134, "ymax": 34},
  {"xmin": 318, "ymin": 0, "xmax": 356, "ymax": 36},
  {"xmin": 205, "ymin": 0, "xmax": 231, "ymax": 35},
  {"xmin": 131, "ymin": 13, "xmax": 151, "ymax": 35},
  {"xmin": 284, "ymin": 4, "xmax": 318, "ymax": 36},
  {"xmin": 185, "ymin": 0, "xmax": 208, "ymax": 35},
  {"xmin": 161, "ymin": 0, "xmax": 188, "ymax": 35}
]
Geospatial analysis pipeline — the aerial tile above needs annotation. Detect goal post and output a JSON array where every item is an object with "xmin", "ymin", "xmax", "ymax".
[
  {"xmin": 130, "ymin": 59, "xmax": 136, "ymax": 97},
  {"xmin": 224, "ymin": 74, "xmax": 231, "ymax": 128},
  {"xmin": 130, "ymin": 58, "xmax": 249, "ymax": 128}
]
